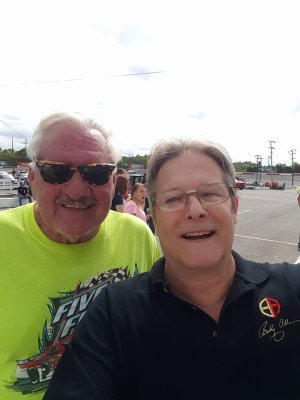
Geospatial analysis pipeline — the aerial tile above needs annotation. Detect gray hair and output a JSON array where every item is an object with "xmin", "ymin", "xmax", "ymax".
[
  {"xmin": 146, "ymin": 137, "xmax": 237, "ymax": 215},
  {"xmin": 27, "ymin": 112, "xmax": 121, "ymax": 164}
]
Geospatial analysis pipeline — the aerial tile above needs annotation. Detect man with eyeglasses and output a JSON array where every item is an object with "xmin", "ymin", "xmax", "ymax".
[
  {"xmin": 0, "ymin": 112, "xmax": 160, "ymax": 400},
  {"xmin": 45, "ymin": 137, "xmax": 300, "ymax": 400}
]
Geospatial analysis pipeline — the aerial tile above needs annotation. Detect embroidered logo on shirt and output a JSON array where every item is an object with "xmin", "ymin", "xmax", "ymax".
[
  {"xmin": 259, "ymin": 297, "xmax": 281, "ymax": 318},
  {"xmin": 258, "ymin": 298, "xmax": 300, "ymax": 343}
]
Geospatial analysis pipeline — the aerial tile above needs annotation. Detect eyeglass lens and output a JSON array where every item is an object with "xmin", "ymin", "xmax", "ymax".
[
  {"xmin": 37, "ymin": 163, "xmax": 114, "ymax": 185},
  {"xmin": 156, "ymin": 183, "xmax": 231, "ymax": 212}
]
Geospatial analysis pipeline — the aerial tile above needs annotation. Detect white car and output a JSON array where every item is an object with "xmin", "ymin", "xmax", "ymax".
[
  {"xmin": 0, "ymin": 171, "xmax": 19, "ymax": 190},
  {"xmin": 15, "ymin": 171, "xmax": 29, "ymax": 181}
]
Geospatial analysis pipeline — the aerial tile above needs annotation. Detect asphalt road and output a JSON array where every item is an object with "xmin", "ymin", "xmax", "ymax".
[{"xmin": 233, "ymin": 187, "xmax": 300, "ymax": 264}]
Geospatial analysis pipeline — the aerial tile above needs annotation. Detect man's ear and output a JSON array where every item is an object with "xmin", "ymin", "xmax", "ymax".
[
  {"xmin": 233, "ymin": 195, "xmax": 239, "ymax": 225},
  {"xmin": 111, "ymin": 172, "xmax": 117, "ymax": 193},
  {"xmin": 28, "ymin": 166, "xmax": 35, "ymax": 184}
]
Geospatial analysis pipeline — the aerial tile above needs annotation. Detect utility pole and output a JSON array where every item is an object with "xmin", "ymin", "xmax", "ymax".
[
  {"xmin": 288, "ymin": 149, "xmax": 296, "ymax": 186},
  {"xmin": 269, "ymin": 140, "xmax": 276, "ymax": 182},
  {"xmin": 255, "ymin": 155, "xmax": 262, "ymax": 183},
  {"xmin": 258, "ymin": 156, "xmax": 263, "ymax": 183}
]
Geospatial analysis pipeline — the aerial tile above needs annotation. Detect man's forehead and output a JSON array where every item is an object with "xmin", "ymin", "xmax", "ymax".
[{"xmin": 39, "ymin": 128, "xmax": 109, "ymax": 161}]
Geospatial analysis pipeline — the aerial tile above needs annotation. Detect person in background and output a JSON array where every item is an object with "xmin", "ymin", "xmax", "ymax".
[
  {"xmin": 17, "ymin": 181, "xmax": 32, "ymax": 206},
  {"xmin": 144, "ymin": 194, "xmax": 155, "ymax": 234},
  {"xmin": 116, "ymin": 168, "xmax": 130, "ymax": 201},
  {"xmin": 124, "ymin": 182, "xmax": 147, "ymax": 222},
  {"xmin": 116, "ymin": 167, "xmax": 128, "ymax": 176},
  {"xmin": 0, "ymin": 111, "xmax": 160, "ymax": 400},
  {"xmin": 111, "ymin": 174, "xmax": 129, "ymax": 212},
  {"xmin": 45, "ymin": 137, "xmax": 300, "ymax": 400}
]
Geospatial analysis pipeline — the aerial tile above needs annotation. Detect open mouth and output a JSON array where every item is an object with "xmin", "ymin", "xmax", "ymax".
[
  {"xmin": 182, "ymin": 231, "xmax": 214, "ymax": 240},
  {"xmin": 62, "ymin": 204, "xmax": 91, "ymax": 209},
  {"xmin": 58, "ymin": 197, "xmax": 95, "ymax": 209}
]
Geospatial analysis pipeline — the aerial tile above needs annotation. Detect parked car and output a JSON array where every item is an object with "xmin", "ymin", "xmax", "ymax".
[
  {"xmin": 15, "ymin": 171, "xmax": 29, "ymax": 182},
  {"xmin": 235, "ymin": 179, "xmax": 245, "ymax": 190},
  {"xmin": 270, "ymin": 181, "xmax": 279, "ymax": 190},
  {"xmin": 0, "ymin": 171, "xmax": 18, "ymax": 190}
]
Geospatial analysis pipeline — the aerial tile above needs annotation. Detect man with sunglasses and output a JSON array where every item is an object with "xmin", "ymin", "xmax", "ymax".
[
  {"xmin": 45, "ymin": 138, "xmax": 300, "ymax": 400},
  {"xmin": 0, "ymin": 112, "xmax": 160, "ymax": 400}
]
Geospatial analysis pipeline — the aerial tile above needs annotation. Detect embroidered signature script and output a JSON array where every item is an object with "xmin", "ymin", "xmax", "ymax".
[{"xmin": 259, "ymin": 318, "xmax": 300, "ymax": 342}]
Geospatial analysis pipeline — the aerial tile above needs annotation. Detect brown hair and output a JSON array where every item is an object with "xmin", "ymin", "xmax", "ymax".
[
  {"xmin": 146, "ymin": 138, "xmax": 237, "ymax": 216},
  {"xmin": 115, "ymin": 175, "xmax": 129, "ymax": 196},
  {"xmin": 131, "ymin": 183, "xmax": 145, "ymax": 198}
]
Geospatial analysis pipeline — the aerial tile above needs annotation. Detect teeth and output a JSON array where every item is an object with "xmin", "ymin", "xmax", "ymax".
[
  {"xmin": 185, "ymin": 232, "xmax": 210, "ymax": 237},
  {"xmin": 64, "ymin": 204, "xmax": 87, "ymax": 209}
]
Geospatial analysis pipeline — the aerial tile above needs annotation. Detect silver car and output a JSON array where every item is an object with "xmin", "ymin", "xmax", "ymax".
[{"xmin": 0, "ymin": 171, "xmax": 18, "ymax": 190}]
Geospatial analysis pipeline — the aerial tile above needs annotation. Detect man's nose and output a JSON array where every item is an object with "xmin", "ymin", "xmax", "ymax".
[
  {"xmin": 64, "ymin": 170, "xmax": 91, "ymax": 197},
  {"xmin": 185, "ymin": 191, "xmax": 207, "ymax": 217}
]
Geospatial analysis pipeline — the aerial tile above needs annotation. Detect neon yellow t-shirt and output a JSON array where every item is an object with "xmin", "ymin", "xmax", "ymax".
[{"xmin": 0, "ymin": 204, "xmax": 161, "ymax": 399}]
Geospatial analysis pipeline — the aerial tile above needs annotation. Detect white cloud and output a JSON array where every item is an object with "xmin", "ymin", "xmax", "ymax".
[{"xmin": 0, "ymin": 0, "xmax": 299, "ymax": 165}]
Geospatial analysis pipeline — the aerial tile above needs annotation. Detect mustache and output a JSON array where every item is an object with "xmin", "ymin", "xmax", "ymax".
[{"xmin": 56, "ymin": 195, "xmax": 96, "ymax": 208}]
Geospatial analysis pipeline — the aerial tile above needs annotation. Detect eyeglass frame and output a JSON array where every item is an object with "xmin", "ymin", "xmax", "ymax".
[
  {"xmin": 153, "ymin": 182, "xmax": 235, "ymax": 213},
  {"xmin": 32, "ymin": 155, "xmax": 116, "ymax": 185}
]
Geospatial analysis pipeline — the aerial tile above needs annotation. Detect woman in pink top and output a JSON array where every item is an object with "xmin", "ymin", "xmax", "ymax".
[{"xmin": 124, "ymin": 183, "xmax": 147, "ymax": 222}]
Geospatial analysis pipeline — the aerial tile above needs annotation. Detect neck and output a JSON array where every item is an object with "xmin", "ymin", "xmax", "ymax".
[
  {"xmin": 164, "ymin": 256, "xmax": 236, "ymax": 322},
  {"xmin": 134, "ymin": 199, "xmax": 144, "ymax": 209}
]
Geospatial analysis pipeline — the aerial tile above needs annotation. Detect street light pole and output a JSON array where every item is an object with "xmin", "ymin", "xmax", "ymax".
[
  {"xmin": 269, "ymin": 140, "xmax": 276, "ymax": 182},
  {"xmin": 268, "ymin": 155, "xmax": 271, "ymax": 167},
  {"xmin": 259, "ymin": 156, "xmax": 263, "ymax": 183},
  {"xmin": 288, "ymin": 149, "xmax": 296, "ymax": 186},
  {"xmin": 255, "ymin": 155, "xmax": 262, "ymax": 183}
]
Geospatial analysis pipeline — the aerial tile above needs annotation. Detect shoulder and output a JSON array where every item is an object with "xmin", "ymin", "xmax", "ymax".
[
  {"xmin": 99, "ymin": 212, "xmax": 161, "ymax": 262},
  {"xmin": 233, "ymin": 251, "xmax": 300, "ymax": 291},
  {"xmin": 106, "ymin": 257, "xmax": 163, "ymax": 297},
  {"xmin": 113, "ymin": 193, "xmax": 123, "ymax": 202},
  {"xmin": 104, "ymin": 210, "xmax": 151, "ymax": 234},
  {"xmin": 0, "ymin": 205, "xmax": 34, "ymax": 239},
  {"xmin": 97, "ymin": 270, "xmax": 152, "ymax": 310},
  {"xmin": 0, "ymin": 205, "xmax": 25, "ymax": 223},
  {"xmin": 124, "ymin": 200, "xmax": 137, "ymax": 208}
]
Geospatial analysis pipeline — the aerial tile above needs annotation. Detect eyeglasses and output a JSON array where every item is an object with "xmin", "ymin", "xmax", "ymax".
[
  {"xmin": 154, "ymin": 183, "xmax": 234, "ymax": 212},
  {"xmin": 33, "ymin": 155, "xmax": 115, "ymax": 185}
]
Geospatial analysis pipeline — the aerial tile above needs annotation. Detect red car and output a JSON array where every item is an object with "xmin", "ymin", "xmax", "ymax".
[
  {"xmin": 235, "ymin": 179, "xmax": 245, "ymax": 190},
  {"xmin": 13, "ymin": 335, "xmax": 72, "ymax": 393}
]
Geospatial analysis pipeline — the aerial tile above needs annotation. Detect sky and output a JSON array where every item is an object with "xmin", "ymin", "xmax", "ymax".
[{"xmin": 0, "ymin": 0, "xmax": 299, "ymax": 166}]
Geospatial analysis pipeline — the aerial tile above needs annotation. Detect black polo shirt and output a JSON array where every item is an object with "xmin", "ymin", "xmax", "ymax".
[{"xmin": 45, "ymin": 252, "xmax": 300, "ymax": 400}]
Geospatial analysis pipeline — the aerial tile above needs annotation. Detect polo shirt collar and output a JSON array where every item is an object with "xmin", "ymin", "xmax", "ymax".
[{"xmin": 149, "ymin": 251, "xmax": 270, "ymax": 291}]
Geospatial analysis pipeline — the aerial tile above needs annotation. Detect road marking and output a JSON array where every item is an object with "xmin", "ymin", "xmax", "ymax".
[
  {"xmin": 235, "ymin": 234, "xmax": 297, "ymax": 246},
  {"xmin": 237, "ymin": 210, "xmax": 251, "ymax": 214},
  {"xmin": 235, "ymin": 234, "xmax": 300, "ymax": 264}
]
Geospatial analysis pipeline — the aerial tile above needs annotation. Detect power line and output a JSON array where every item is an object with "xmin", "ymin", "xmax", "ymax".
[
  {"xmin": 0, "ymin": 70, "xmax": 165, "ymax": 88},
  {"xmin": 0, "ymin": 119, "xmax": 28, "ymax": 148},
  {"xmin": 0, "ymin": 119, "xmax": 26, "ymax": 139}
]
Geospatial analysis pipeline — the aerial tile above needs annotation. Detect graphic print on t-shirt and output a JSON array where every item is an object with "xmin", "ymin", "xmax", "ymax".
[{"xmin": 8, "ymin": 266, "xmax": 132, "ymax": 395}]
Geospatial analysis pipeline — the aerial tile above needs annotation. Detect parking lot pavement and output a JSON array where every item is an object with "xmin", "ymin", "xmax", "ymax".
[{"xmin": 0, "ymin": 190, "xmax": 18, "ymax": 210}]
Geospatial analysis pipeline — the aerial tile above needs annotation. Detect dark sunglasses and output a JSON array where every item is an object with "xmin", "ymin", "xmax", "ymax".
[{"xmin": 33, "ymin": 155, "xmax": 115, "ymax": 185}]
